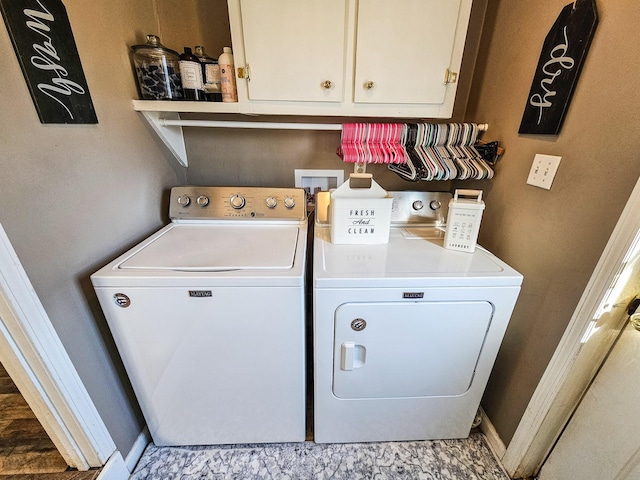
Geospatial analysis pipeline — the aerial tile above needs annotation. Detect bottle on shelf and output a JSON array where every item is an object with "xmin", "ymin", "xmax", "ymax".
[
  {"xmin": 194, "ymin": 45, "xmax": 222, "ymax": 102},
  {"xmin": 131, "ymin": 34, "xmax": 183, "ymax": 100},
  {"xmin": 219, "ymin": 47, "xmax": 238, "ymax": 103},
  {"xmin": 178, "ymin": 47, "xmax": 206, "ymax": 101}
]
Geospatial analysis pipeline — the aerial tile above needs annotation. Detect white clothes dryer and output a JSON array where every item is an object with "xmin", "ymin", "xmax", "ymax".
[
  {"xmin": 92, "ymin": 186, "xmax": 307, "ymax": 446},
  {"xmin": 313, "ymin": 191, "xmax": 522, "ymax": 443}
]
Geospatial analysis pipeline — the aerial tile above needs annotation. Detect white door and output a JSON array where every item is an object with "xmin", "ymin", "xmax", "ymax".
[
  {"xmin": 353, "ymin": 0, "xmax": 462, "ymax": 104},
  {"xmin": 238, "ymin": 0, "xmax": 346, "ymax": 102},
  {"xmin": 539, "ymin": 239, "xmax": 640, "ymax": 479}
]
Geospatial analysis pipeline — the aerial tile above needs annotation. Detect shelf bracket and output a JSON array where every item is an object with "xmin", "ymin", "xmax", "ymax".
[{"xmin": 139, "ymin": 111, "xmax": 188, "ymax": 167}]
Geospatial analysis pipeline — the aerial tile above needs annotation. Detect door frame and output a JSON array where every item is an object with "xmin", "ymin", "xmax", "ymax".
[
  {"xmin": 0, "ymin": 223, "xmax": 115, "ymax": 469},
  {"xmin": 501, "ymin": 175, "xmax": 640, "ymax": 478}
]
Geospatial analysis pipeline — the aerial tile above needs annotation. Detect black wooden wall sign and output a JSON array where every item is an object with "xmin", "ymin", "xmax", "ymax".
[
  {"xmin": 0, "ymin": 0, "xmax": 97, "ymax": 124},
  {"xmin": 519, "ymin": 0, "xmax": 597, "ymax": 135}
]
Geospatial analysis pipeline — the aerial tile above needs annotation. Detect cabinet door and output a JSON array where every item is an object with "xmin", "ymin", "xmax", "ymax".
[
  {"xmin": 239, "ymin": 0, "xmax": 347, "ymax": 102},
  {"xmin": 354, "ymin": 0, "xmax": 463, "ymax": 104}
]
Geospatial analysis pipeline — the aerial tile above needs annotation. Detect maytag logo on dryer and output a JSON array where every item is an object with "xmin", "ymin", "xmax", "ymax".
[
  {"xmin": 189, "ymin": 290, "xmax": 213, "ymax": 298},
  {"xmin": 403, "ymin": 292, "xmax": 424, "ymax": 299}
]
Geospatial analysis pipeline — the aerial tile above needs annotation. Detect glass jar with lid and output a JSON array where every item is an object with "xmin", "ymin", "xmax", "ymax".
[{"xmin": 131, "ymin": 35, "xmax": 183, "ymax": 100}]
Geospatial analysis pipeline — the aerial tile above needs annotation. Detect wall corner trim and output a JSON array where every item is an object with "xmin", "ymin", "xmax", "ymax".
[
  {"xmin": 97, "ymin": 451, "xmax": 129, "ymax": 480},
  {"xmin": 124, "ymin": 427, "xmax": 151, "ymax": 473},
  {"xmin": 479, "ymin": 407, "xmax": 507, "ymax": 460}
]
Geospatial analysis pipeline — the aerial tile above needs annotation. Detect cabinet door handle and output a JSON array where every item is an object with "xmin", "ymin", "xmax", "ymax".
[
  {"xmin": 363, "ymin": 81, "xmax": 375, "ymax": 90},
  {"xmin": 321, "ymin": 80, "xmax": 333, "ymax": 90}
]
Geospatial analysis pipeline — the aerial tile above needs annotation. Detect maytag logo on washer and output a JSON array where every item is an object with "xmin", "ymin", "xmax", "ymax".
[
  {"xmin": 113, "ymin": 293, "xmax": 131, "ymax": 308},
  {"xmin": 403, "ymin": 292, "xmax": 425, "ymax": 299},
  {"xmin": 189, "ymin": 290, "xmax": 213, "ymax": 298}
]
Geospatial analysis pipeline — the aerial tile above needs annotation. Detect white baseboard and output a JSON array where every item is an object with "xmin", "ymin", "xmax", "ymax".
[
  {"xmin": 124, "ymin": 427, "xmax": 151, "ymax": 473},
  {"xmin": 97, "ymin": 451, "xmax": 129, "ymax": 480},
  {"xmin": 479, "ymin": 407, "xmax": 507, "ymax": 459}
]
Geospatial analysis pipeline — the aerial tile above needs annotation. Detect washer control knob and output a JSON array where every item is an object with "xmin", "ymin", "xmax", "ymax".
[
  {"xmin": 230, "ymin": 194, "xmax": 246, "ymax": 209},
  {"xmin": 429, "ymin": 200, "xmax": 442, "ymax": 211},
  {"xmin": 265, "ymin": 196, "xmax": 277, "ymax": 209},
  {"xmin": 176, "ymin": 195, "xmax": 191, "ymax": 207},
  {"xmin": 412, "ymin": 200, "xmax": 424, "ymax": 211},
  {"xmin": 196, "ymin": 195, "xmax": 209, "ymax": 207},
  {"xmin": 283, "ymin": 196, "xmax": 296, "ymax": 209}
]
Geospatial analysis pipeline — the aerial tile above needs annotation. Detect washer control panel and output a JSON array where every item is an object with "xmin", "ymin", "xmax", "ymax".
[{"xmin": 169, "ymin": 186, "xmax": 307, "ymax": 221}]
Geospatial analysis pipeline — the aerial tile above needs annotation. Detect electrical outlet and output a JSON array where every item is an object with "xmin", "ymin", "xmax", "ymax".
[
  {"xmin": 527, "ymin": 154, "xmax": 561, "ymax": 190},
  {"xmin": 294, "ymin": 169, "xmax": 344, "ymax": 204}
]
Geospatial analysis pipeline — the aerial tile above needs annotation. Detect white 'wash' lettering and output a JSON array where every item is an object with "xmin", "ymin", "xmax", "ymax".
[{"xmin": 23, "ymin": 1, "xmax": 85, "ymax": 119}]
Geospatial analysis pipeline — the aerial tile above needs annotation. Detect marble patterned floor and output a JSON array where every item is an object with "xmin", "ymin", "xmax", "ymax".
[{"xmin": 131, "ymin": 432, "xmax": 509, "ymax": 480}]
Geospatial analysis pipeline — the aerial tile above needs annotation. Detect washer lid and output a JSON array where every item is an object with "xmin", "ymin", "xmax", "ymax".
[{"xmin": 119, "ymin": 224, "xmax": 300, "ymax": 271}]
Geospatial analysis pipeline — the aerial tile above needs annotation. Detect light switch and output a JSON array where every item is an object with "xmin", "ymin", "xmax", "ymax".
[{"xmin": 527, "ymin": 154, "xmax": 562, "ymax": 190}]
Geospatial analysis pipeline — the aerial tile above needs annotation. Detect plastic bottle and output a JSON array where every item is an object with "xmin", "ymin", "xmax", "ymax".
[
  {"xmin": 194, "ymin": 46, "xmax": 222, "ymax": 102},
  {"xmin": 178, "ymin": 47, "xmax": 206, "ymax": 101},
  {"xmin": 219, "ymin": 47, "xmax": 238, "ymax": 103}
]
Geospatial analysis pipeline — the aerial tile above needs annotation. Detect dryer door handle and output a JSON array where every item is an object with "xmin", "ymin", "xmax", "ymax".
[{"xmin": 340, "ymin": 342, "xmax": 366, "ymax": 371}]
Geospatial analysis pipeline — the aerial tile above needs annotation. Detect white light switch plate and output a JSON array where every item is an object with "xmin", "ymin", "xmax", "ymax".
[{"xmin": 527, "ymin": 154, "xmax": 562, "ymax": 190}]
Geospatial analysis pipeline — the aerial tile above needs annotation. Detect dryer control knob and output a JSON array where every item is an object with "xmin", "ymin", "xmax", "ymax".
[
  {"xmin": 412, "ymin": 200, "xmax": 424, "ymax": 211},
  {"xmin": 230, "ymin": 194, "xmax": 246, "ymax": 209},
  {"xmin": 429, "ymin": 200, "xmax": 442, "ymax": 210},
  {"xmin": 196, "ymin": 195, "xmax": 210, "ymax": 207},
  {"xmin": 265, "ymin": 197, "xmax": 277, "ymax": 209},
  {"xmin": 177, "ymin": 195, "xmax": 191, "ymax": 207},
  {"xmin": 283, "ymin": 197, "xmax": 296, "ymax": 209}
]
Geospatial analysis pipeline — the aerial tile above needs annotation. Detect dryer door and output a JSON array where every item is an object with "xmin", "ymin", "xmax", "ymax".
[{"xmin": 333, "ymin": 301, "xmax": 493, "ymax": 399}]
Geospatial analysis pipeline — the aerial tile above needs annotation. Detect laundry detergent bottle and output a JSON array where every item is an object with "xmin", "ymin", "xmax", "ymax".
[
  {"xmin": 179, "ymin": 47, "xmax": 206, "ymax": 101},
  {"xmin": 219, "ymin": 47, "xmax": 238, "ymax": 103}
]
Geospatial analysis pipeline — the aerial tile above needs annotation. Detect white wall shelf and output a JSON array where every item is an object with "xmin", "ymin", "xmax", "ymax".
[
  {"xmin": 134, "ymin": 101, "xmax": 346, "ymax": 167},
  {"xmin": 133, "ymin": 100, "xmax": 242, "ymax": 114}
]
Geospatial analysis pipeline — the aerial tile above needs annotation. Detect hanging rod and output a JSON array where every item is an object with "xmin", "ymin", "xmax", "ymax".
[{"xmin": 158, "ymin": 119, "xmax": 489, "ymax": 132}]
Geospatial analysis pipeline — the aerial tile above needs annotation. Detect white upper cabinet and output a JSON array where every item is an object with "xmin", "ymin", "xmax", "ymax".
[
  {"xmin": 238, "ymin": 0, "xmax": 347, "ymax": 102},
  {"xmin": 228, "ymin": 0, "xmax": 473, "ymax": 118},
  {"xmin": 353, "ymin": 0, "xmax": 462, "ymax": 105}
]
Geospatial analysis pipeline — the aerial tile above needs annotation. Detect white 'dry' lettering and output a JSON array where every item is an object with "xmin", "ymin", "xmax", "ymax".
[
  {"xmin": 529, "ymin": 26, "xmax": 575, "ymax": 125},
  {"xmin": 23, "ymin": 1, "xmax": 85, "ymax": 119}
]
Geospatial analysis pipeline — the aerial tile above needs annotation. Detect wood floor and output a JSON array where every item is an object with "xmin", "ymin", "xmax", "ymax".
[{"xmin": 0, "ymin": 363, "xmax": 99, "ymax": 479}]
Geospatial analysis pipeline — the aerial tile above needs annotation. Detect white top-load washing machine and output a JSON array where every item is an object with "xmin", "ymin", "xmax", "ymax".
[
  {"xmin": 92, "ymin": 186, "xmax": 308, "ymax": 446},
  {"xmin": 313, "ymin": 191, "xmax": 523, "ymax": 443}
]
